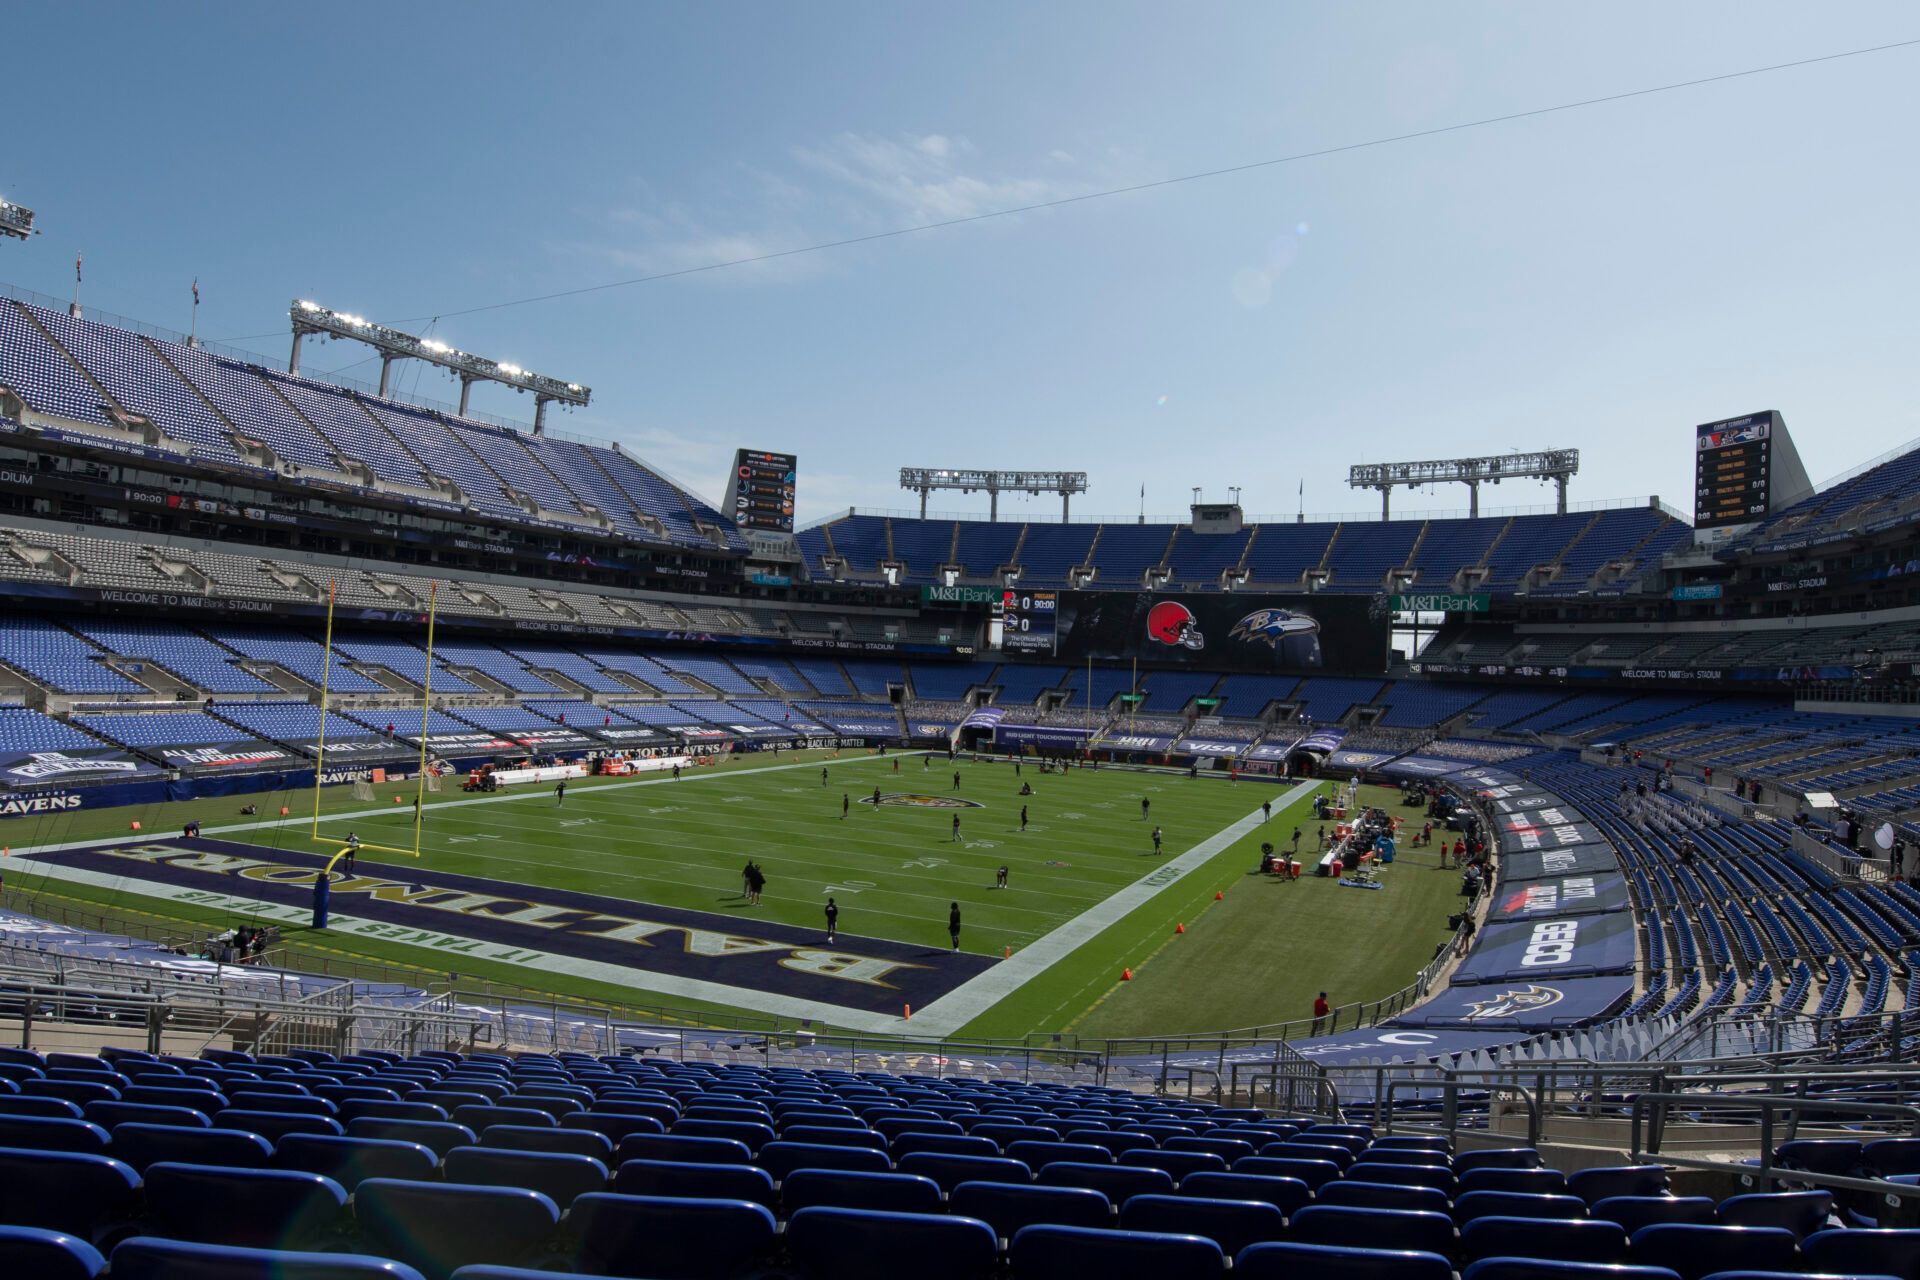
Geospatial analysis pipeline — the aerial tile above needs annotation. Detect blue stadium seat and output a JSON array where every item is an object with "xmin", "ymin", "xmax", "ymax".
[
  {"xmin": 0, "ymin": 1114, "xmax": 110, "ymax": 1153},
  {"xmin": 1771, "ymin": 1140, "xmax": 1861, "ymax": 1177},
  {"xmin": 441, "ymin": 1147, "xmax": 607, "ymax": 1207},
  {"xmin": 1231, "ymin": 1155, "xmax": 1341, "ymax": 1189},
  {"xmin": 1461, "ymin": 1263, "xmax": 1681, "ymax": 1280},
  {"xmin": 143, "ymin": 1163, "xmax": 347, "ymax": 1249},
  {"xmin": 611, "ymin": 1157, "xmax": 777, "ymax": 1208},
  {"xmin": 1008, "ymin": 1224, "xmax": 1226, "ymax": 1279},
  {"xmin": 1590, "ymin": 1197, "xmax": 1716, "ymax": 1234},
  {"xmin": 782, "ymin": 1169, "xmax": 944, "ymax": 1215},
  {"xmin": 1317, "ymin": 1179, "xmax": 1452, "ymax": 1214},
  {"xmin": 1628, "ymin": 1224, "xmax": 1798, "ymax": 1280},
  {"xmin": 449, "ymin": 1105, "xmax": 553, "ymax": 1132},
  {"xmin": 1372, "ymin": 1136, "xmax": 1452, "ymax": 1155},
  {"xmin": 1715, "ymin": 1190, "xmax": 1832, "ymax": 1238},
  {"xmin": 338, "ymin": 1101, "xmax": 446, "ymax": 1125},
  {"xmin": 782, "ymin": 1123, "xmax": 890, "ymax": 1149},
  {"xmin": 0, "ymin": 1094, "xmax": 84, "ymax": 1119},
  {"xmin": 757, "ymin": 1139, "xmax": 893, "ymax": 1180},
  {"xmin": 1119, "ymin": 1147, "xmax": 1228, "ymax": 1178},
  {"xmin": 890, "ymin": 1132, "xmax": 1001, "ymax": 1159},
  {"xmin": 1460, "ymin": 1216, "xmax": 1629, "ymax": 1264},
  {"xmin": 1455, "ymin": 1148, "xmax": 1545, "ymax": 1173},
  {"xmin": 1460, "ymin": 1167, "xmax": 1570, "ymax": 1196},
  {"xmin": 0, "ymin": 1147, "xmax": 141, "ymax": 1238},
  {"xmin": 271, "ymin": 1134, "xmax": 438, "ymax": 1190},
  {"xmin": 110, "ymin": 1237, "xmax": 426, "ymax": 1279},
  {"xmin": 948, "ymin": 1180, "xmax": 1113, "ymax": 1239},
  {"xmin": 354, "ymin": 1180, "xmax": 559, "ymax": 1280},
  {"xmin": 786, "ymin": 1206, "xmax": 998, "ymax": 1280},
  {"xmin": 476, "ymin": 1124, "xmax": 612, "ymax": 1160},
  {"xmin": 569, "ymin": 1194, "xmax": 777, "ymax": 1279},
  {"xmin": 670, "ymin": 1117, "xmax": 775, "ymax": 1151},
  {"xmin": 1347, "ymin": 1162, "xmax": 1458, "ymax": 1195},
  {"xmin": 1279, "ymin": 1141, "xmax": 1357, "ymax": 1169},
  {"xmin": 1455, "ymin": 1190, "xmax": 1589, "ymax": 1223},
  {"xmin": 0, "ymin": 1226, "xmax": 105, "ymax": 1280},
  {"xmin": 895, "ymin": 1151, "xmax": 1032, "ymax": 1192},
  {"xmin": 1801, "ymin": 1227, "xmax": 1920, "ymax": 1280},
  {"xmin": 111, "ymin": 1123, "xmax": 272, "ymax": 1172},
  {"xmin": 560, "ymin": 1111, "xmax": 665, "ymax": 1143},
  {"xmin": 1862, "ymin": 1137, "xmax": 1920, "ymax": 1179},
  {"xmin": 1179, "ymin": 1171, "xmax": 1313, "ymax": 1217},
  {"xmin": 1287, "ymin": 1205, "xmax": 1455, "ymax": 1256},
  {"xmin": 1235, "ymin": 1241, "xmax": 1453, "ymax": 1280},
  {"xmin": 1037, "ymin": 1160, "xmax": 1174, "ymax": 1200},
  {"xmin": 1570, "ymin": 1166, "xmax": 1669, "ymax": 1205},
  {"xmin": 1362, "ymin": 1147, "xmax": 1454, "ymax": 1167},
  {"xmin": 1006, "ymin": 1139, "xmax": 1113, "ymax": 1167},
  {"xmin": 83, "ymin": 1101, "xmax": 211, "ymax": 1130},
  {"xmin": 214, "ymin": 1111, "xmax": 345, "ymax": 1144},
  {"xmin": 1118, "ymin": 1193, "xmax": 1286, "ymax": 1256},
  {"xmin": 344, "ymin": 1118, "xmax": 476, "ymax": 1158},
  {"xmin": 616, "ymin": 1132, "xmax": 754, "ymax": 1166},
  {"xmin": 1069, "ymin": 1129, "xmax": 1158, "ymax": 1156},
  {"xmin": 227, "ymin": 1093, "xmax": 337, "ymax": 1117}
]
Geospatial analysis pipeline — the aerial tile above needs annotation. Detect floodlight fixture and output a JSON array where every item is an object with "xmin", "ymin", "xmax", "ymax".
[
  {"xmin": 1348, "ymin": 449, "xmax": 1579, "ymax": 518},
  {"xmin": 900, "ymin": 467, "xmax": 1089, "ymax": 521},
  {"xmin": 287, "ymin": 299, "xmax": 590, "ymax": 431},
  {"xmin": 0, "ymin": 197, "xmax": 35, "ymax": 241}
]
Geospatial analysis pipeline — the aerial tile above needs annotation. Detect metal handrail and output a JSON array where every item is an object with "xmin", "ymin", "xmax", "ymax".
[
  {"xmin": 1384, "ymin": 1076, "xmax": 1543, "ymax": 1147},
  {"xmin": 1630, "ymin": 1090, "xmax": 1920, "ymax": 1197}
]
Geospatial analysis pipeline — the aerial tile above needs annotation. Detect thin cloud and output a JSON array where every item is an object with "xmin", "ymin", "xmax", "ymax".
[{"xmin": 792, "ymin": 131, "xmax": 1075, "ymax": 226}]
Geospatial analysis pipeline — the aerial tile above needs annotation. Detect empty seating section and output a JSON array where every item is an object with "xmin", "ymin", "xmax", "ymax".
[
  {"xmin": 888, "ymin": 519, "xmax": 954, "ymax": 582},
  {"xmin": 1141, "ymin": 670, "xmax": 1219, "ymax": 712},
  {"xmin": 504, "ymin": 646, "xmax": 630, "ymax": 693},
  {"xmin": 826, "ymin": 516, "xmax": 890, "ymax": 575},
  {"xmin": 1324, "ymin": 521, "xmax": 1420, "ymax": 591},
  {"xmin": 71, "ymin": 710, "xmax": 257, "ymax": 748},
  {"xmin": 1214, "ymin": 675, "xmax": 1299, "ymax": 719},
  {"xmin": 0, "ymin": 706, "xmax": 102, "ymax": 753},
  {"xmin": 0, "ymin": 1042, "xmax": 1904, "ymax": 1278},
  {"xmin": 1484, "ymin": 513, "xmax": 1590, "ymax": 588},
  {"xmin": 447, "ymin": 421, "xmax": 581, "ymax": 516},
  {"xmin": 1411, "ymin": 517, "xmax": 1504, "ymax": 584},
  {"xmin": 651, "ymin": 654, "xmax": 759, "ymax": 695},
  {"xmin": 204, "ymin": 628, "xmax": 387, "ymax": 694},
  {"xmin": 953, "ymin": 520, "xmax": 1022, "ymax": 579},
  {"xmin": 1166, "ymin": 529, "xmax": 1250, "ymax": 587},
  {"xmin": 333, "ymin": 636, "xmax": 481, "ymax": 695},
  {"xmin": 161, "ymin": 343, "xmax": 339, "ymax": 469},
  {"xmin": 593, "ymin": 447, "xmax": 718, "ymax": 545},
  {"xmin": 1088, "ymin": 524, "xmax": 1173, "ymax": 584},
  {"xmin": 991, "ymin": 664, "xmax": 1068, "ymax": 706},
  {"xmin": 267, "ymin": 375, "xmax": 431, "ymax": 487},
  {"xmin": 1014, "ymin": 524, "xmax": 1097, "ymax": 586},
  {"xmin": 579, "ymin": 651, "xmax": 700, "ymax": 694},
  {"xmin": 733, "ymin": 657, "xmax": 816, "ymax": 694},
  {"xmin": 911, "ymin": 661, "xmax": 994, "ymax": 700},
  {"xmin": 359, "ymin": 401, "xmax": 520, "ymax": 519},
  {"xmin": 27, "ymin": 302, "xmax": 251, "ymax": 468},
  {"xmin": 1377, "ymin": 683, "xmax": 1494, "ymax": 727},
  {"xmin": 431, "ymin": 644, "xmax": 560, "ymax": 694},
  {"xmin": 0, "ymin": 619, "xmax": 142, "ymax": 693},
  {"xmin": 1241, "ymin": 523, "xmax": 1337, "ymax": 586},
  {"xmin": 0, "ymin": 299, "xmax": 115, "ymax": 425},
  {"xmin": 1290, "ymin": 678, "xmax": 1385, "ymax": 723},
  {"xmin": 212, "ymin": 702, "xmax": 346, "ymax": 743},
  {"xmin": 1548, "ymin": 507, "xmax": 1669, "ymax": 585},
  {"xmin": 71, "ymin": 622, "xmax": 274, "ymax": 694},
  {"xmin": 518, "ymin": 433, "xmax": 660, "ymax": 540},
  {"xmin": 1750, "ymin": 437, "xmax": 1920, "ymax": 550},
  {"xmin": 789, "ymin": 658, "xmax": 854, "ymax": 696}
]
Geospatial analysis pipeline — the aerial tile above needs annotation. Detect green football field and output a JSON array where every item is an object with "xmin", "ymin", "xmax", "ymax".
[{"xmin": 5, "ymin": 749, "xmax": 1463, "ymax": 1042}]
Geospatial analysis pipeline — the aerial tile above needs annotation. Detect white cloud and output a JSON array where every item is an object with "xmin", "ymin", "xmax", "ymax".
[{"xmin": 792, "ymin": 131, "xmax": 1074, "ymax": 225}]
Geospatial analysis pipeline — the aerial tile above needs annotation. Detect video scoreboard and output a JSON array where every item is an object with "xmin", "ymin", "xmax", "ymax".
[
  {"xmin": 1000, "ymin": 589, "xmax": 1058, "ymax": 654},
  {"xmin": 723, "ymin": 449, "xmax": 797, "ymax": 533},
  {"xmin": 1694, "ymin": 412, "xmax": 1774, "ymax": 529}
]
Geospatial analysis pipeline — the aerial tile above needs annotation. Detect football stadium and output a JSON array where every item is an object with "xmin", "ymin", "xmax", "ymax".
[{"xmin": 0, "ymin": 9, "xmax": 1916, "ymax": 1279}]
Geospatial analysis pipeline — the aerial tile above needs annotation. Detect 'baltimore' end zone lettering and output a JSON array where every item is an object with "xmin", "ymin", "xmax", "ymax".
[{"xmin": 98, "ymin": 842, "xmax": 926, "ymax": 990}]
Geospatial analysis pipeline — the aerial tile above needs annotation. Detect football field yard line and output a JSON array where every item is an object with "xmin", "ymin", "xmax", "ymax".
[{"xmin": 900, "ymin": 778, "xmax": 1320, "ymax": 1037}]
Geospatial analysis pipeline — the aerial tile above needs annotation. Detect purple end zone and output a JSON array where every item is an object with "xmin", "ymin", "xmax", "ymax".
[{"xmin": 33, "ymin": 836, "xmax": 992, "ymax": 1014}]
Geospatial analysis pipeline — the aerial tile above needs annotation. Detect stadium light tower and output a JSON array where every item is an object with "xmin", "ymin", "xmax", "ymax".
[
  {"xmin": 900, "ymin": 467, "xmax": 1089, "ymax": 522},
  {"xmin": 287, "ymin": 301, "xmax": 591, "ymax": 432},
  {"xmin": 0, "ymin": 196, "xmax": 36, "ymax": 242},
  {"xmin": 1348, "ymin": 449, "xmax": 1579, "ymax": 518}
]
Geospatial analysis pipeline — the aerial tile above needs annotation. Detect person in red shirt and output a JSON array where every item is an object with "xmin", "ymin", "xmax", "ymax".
[{"xmin": 1312, "ymin": 992, "xmax": 1330, "ymax": 1034}]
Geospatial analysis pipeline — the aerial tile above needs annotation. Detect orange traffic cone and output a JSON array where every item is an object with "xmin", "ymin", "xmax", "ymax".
[
  {"xmin": 1121, "ymin": 967, "xmax": 1133, "ymax": 981},
  {"xmin": 279, "ymin": 806, "xmax": 289, "ymax": 816},
  {"xmin": 904, "ymin": 1004, "xmax": 912, "ymax": 1020},
  {"xmin": 1175, "ymin": 923, "xmax": 1185, "ymax": 935},
  {"xmin": 393, "ymin": 795, "xmax": 404, "ymax": 804},
  {"xmin": 1215, "ymin": 890, "xmax": 1224, "ymax": 900},
  {"xmin": 1003, "ymin": 945, "xmax": 1012, "ymax": 959},
  {"xmin": 130, "ymin": 821, "xmax": 141, "ymax": 831}
]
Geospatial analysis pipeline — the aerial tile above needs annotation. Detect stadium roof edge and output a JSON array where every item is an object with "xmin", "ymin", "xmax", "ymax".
[{"xmin": 805, "ymin": 494, "xmax": 1686, "ymax": 528}]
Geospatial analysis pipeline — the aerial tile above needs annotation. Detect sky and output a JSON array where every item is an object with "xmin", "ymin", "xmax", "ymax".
[{"xmin": 3, "ymin": 3, "xmax": 1917, "ymax": 526}]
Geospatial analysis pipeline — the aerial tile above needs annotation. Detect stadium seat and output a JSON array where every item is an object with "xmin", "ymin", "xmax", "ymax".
[
  {"xmin": 1460, "ymin": 1216, "xmax": 1630, "ymax": 1264},
  {"xmin": 344, "ymin": 1119, "xmax": 477, "ymax": 1158},
  {"xmin": 569, "ymin": 1193, "xmax": 778, "ymax": 1279},
  {"xmin": 0, "ymin": 1094, "xmax": 85, "ymax": 1120},
  {"xmin": 1316, "ymin": 1180, "xmax": 1452, "ymax": 1214},
  {"xmin": 353, "ymin": 1179, "xmax": 559, "ymax": 1279},
  {"xmin": 1348, "ymin": 1162, "xmax": 1458, "ymax": 1195},
  {"xmin": 786, "ymin": 1206, "xmax": 999, "ymax": 1280},
  {"xmin": 111, "ymin": 1123, "xmax": 272, "ymax": 1172},
  {"xmin": 215, "ymin": 1111, "xmax": 345, "ymax": 1144},
  {"xmin": 1232, "ymin": 1155, "xmax": 1341, "ymax": 1189},
  {"xmin": 83, "ymin": 1101, "xmax": 211, "ymax": 1130},
  {"xmin": 1591, "ymin": 1197, "xmax": 1717, "ymax": 1234},
  {"xmin": 1772, "ymin": 1140, "xmax": 1861, "ymax": 1177},
  {"xmin": 0, "ymin": 1226, "xmax": 105, "ymax": 1280},
  {"xmin": 476, "ymin": 1124, "xmax": 612, "ymax": 1159},
  {"xmin": 1455, "ymin": 1148, "xmax": 1545, "ymax": 1173},
  {"xmin": 110, "ymin": 1237, "xmax": 426, "ymax": 1279},
  {"xmin": 1715, "ymin": 1190, "xmax": 1832, "ymax": 1238},
  {"xmin": 441, "ymin": 1147, "xmax": 607, "ymax": 1206},
  {"xmin": 1570, "ymin": 1166, "xmax": 1669, "ymax": 1205},
  {"xmin": 895, "ymin": 1151, "xmax": 1032, "ymax": 1191},
  {"xmin": 1628, "ymin": 1224, "xmax": 1798, "ymax": 1280},
  {"xmin": 948, "ymin": 1180, "xmax": 1113, "ymax": 1239},
  {"xmin": 1461, "ymin": 1264, "xmax": 1681, "ymax": 1280},
  {"xmin": 1800, "ymin": 1227, "xmax": 1920, "ymax": 1280},
  {"xmin": 1118, "ymin": 1193, "xmax": 1286, "ymax": 1256},
  {"xmin": 782, "ymin": 1169, "xmax": 944, "ymax": 1214},
  {"xmin": 612, "ymin": 1157, "xmax": 777, "ymax": 1208},
  {"xmin": 0, "ymin": 1114, "xmax": 110, "ymax": 1153},
  {"xmin": 1460, "ymin": 1167, "xmax": 1571, "ymax": 1195},
  {"xmin": 271, "ymin": 1134, "xmax": 439, "ymax": 1189},
  {"xmin": 0, "ymin": 1147, "xmax": 141, "ymax": 1239},
  {"xmin": 1009, "ymin": 1223, "xmax": 1226, "ymax": 1279},
  {"xmin": 616, "ymin": 1132, "xmax": 754, "ymax": 1165},
  {"xmin": 1178, "ymin": 1171, "xmax": 1313, "ymax": 1218},
  {"xmin": 560, "ymin": 1111, "xmax": 665, "ymax": 1143},
  {"xmin": 1119, "ymin": 1147, "xmax": 1228, "ymax": 1178},
  {"xmin": 1037, "ymin": 1160, "xmax": 1174, "ymax": 1200},
  {"xmin": 890, "ymin": 1132, "xmax": 1001, "ymax": 1159},
  {"xmin": 142, "ymin": 1162, "xmax": 347, "ymax": 1249},
  {"xmin": 1288, "ymin": 1205, "xmax": 1456, "ymax": 1255},
  {"xmin": 1455, "ymin": 1190, "xmax": 1589, "ymax": 1223},
  {"xmin": 450, "ymin": 1105, "xmax": 552, "ymax": 1132},
  {"xmin": 1862, "ymin": 1137, "xmax": 1920, "ymax": 1179},
  {"xmin": 1234, "ymin": 1241, "xmax": 1454, "ymax": 1280},
  {"xmin": 757, "ymin": 1139, "xmax": 893, "ymax": 1180},
  {"xmin": 670, "ymin": 1117, "xmax": 775, "ymax": 1151}
]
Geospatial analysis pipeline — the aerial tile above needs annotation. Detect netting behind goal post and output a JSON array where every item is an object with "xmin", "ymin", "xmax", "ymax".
[
  {"xmin": 424, "ymin": 771, "xmax": 442, "ymax": 793},
  {"xmin": 352, "ymin": 777, "xmax": 375, "ymax": 802}
]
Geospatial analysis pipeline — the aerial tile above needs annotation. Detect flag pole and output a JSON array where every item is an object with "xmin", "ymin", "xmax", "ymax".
[
  {"xmin": 310, "ymin": 579, "xmax": 337, "ymax": 840},
  {"xmin": 412, "ymin": 582, "xmax": 438, "ymax": 857},
  {"xmin": 70, "ymin": 252, "xmax": 82, "ymax": 318},
  {"xmin": 189, "ymin": 279, "xmax": 200, "ymax": 347}
]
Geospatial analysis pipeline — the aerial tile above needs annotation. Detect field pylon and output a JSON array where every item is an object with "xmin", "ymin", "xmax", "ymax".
[
  {"xmin": 1003, "ymin": 945, "xmax": 1011, "ymax": 959},
  {"xmin": 1175, "ymin": 922, "xmax": 1185, "ymax": 934},
  {"xmin": 1215, "ymin": 890, "xmax": 1223, "ymax": 900},
  {"xmin": 903, "ymin": 1004, "xmax": 912, "ymax": 1020},
  {"xmin": 1121, "ymin": 967, "xmax": 1132, "ymax": 981}
]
